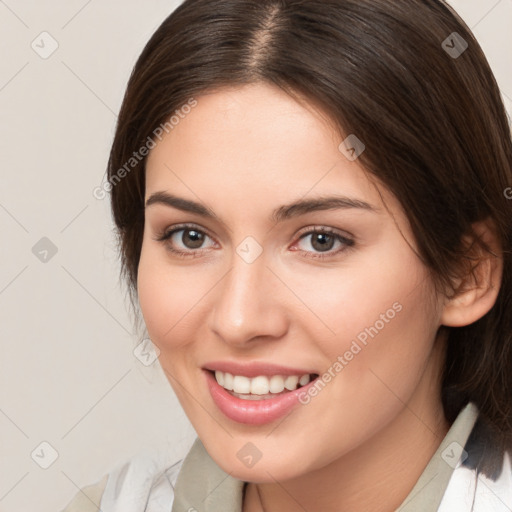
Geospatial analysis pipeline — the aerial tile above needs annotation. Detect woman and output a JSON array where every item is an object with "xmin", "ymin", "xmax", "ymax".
[{"xmin": 62, "ymin": 0, "xmax": 512, "ymax": 510}]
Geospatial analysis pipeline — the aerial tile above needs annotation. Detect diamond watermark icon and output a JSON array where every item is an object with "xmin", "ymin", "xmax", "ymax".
[
  {"xmin": 339, "ymin": 134, "xmax": 365, "ymax": 161},
  {"xmin": 31, "ymin": 441, "xmax": 59, "ymax": 469},
  {"xmin": 32, "ymin": 237, "xmax": 58, "ymax": 263},
  {"xmin": 236, "ymin": 236, "xmax": 263, "ymax": 264},
  {"xmin": 236, "ymin": 442, "xmax": 263, "ymax": 468},
  {"xmin": 441, "ymin": 441, "xmax": 468, "ymax": 469},
  {"xmin": 134, "ymin": 338, "xmax": 160, "ymax": 366},
  {"xmin": 31, "ymin": 31, "xmax": 59, "ymax": 59},
  {"xmin": 442, "ymin": 32, "xmax": 468, "ymax": 59}
]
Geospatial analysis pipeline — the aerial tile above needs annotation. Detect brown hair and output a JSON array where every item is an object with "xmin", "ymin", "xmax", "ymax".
[{"xmin": 107, "ymin": 0, "xmax": 512, "ymax": 478}]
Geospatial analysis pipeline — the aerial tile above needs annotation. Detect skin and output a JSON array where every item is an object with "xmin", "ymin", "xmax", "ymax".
[{"xmin": 137, "ymin": 82, "xmax": 500, "ymax": 511}]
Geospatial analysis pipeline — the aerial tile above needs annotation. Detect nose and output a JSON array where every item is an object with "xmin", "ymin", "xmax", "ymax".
[{"xmin": 208, "ymin": 251, "xmax": 289, "ymax": 348}]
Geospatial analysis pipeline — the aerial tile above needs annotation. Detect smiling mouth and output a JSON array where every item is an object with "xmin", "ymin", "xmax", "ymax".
[{"xmin": 209, "ymin": 370, "xmax": 319, "ymax": 400}]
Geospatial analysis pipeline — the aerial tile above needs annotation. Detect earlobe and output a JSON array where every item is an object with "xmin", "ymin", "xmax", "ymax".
[{"xmin": 441, "ymin": 219, "xmax": 503, "ymax": 328}]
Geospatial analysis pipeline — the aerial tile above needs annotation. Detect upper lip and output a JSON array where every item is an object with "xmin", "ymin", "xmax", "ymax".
[{"xmin": 203, "ymin": 361, "xmax": 317, "ymax": 378}]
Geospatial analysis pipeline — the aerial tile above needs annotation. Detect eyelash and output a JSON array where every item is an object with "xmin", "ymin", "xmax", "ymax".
[{"xmin": 154, "ymin": 223, "xmax": 355, "ymax": 260}]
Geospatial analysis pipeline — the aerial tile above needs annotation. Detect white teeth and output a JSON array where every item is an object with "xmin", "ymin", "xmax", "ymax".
[
  {"xmin": 213, "ymin": 371, "xmax": 312, "ymax": 397},
  {"xmin": 269, "ymin": 375, "xmax": 285, "ymax": 393},
  {"xmin": 251, "ymin": 376, "xmax": 270, "ymax": 395},
  {"xmin": 284, "ymin": 375, "xmax": 299, "ymax": 391},
  {"xmin": 299, "ymin": 374, "xmax": 310, "ymax": 386},
  {"xmin": 223, "ymin": 372, "xmax": 234, "ymax": 391},
  {"xmin": 233, "ymin": 375, "xmax": 251, "ymax": 394}
]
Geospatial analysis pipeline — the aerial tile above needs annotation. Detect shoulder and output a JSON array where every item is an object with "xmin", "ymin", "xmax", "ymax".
[
  {"xmin": 60, "ymin": 474, "xmax": 108, "ymax": 512},
  {"xmin": 61, "ymin": 449, "xmax": 184, "ymax": 512},
  {"xmin": 100, "ymin": 450, "xmax": 183, "ymax": 511},
  {"xmin": 439, "ymin": 451, "xmax": 512, "ymax": 511}
]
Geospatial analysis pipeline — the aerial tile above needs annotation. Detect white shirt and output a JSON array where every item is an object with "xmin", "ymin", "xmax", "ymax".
[{"xmin": 62, "ymin": 402, "xmax": 512, "ymax": 511}]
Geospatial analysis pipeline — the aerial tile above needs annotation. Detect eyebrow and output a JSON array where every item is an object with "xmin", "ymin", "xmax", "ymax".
[{"xmin": 145, "ymin": 191, "xmax": 378, "ymax": 223}]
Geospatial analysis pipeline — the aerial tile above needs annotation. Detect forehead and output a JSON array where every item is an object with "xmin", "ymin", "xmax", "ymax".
[
  {"xmin": 147, "ymin": 83, "xmax": 339, "ymax": 171},
  {"xmin": 144, "ymin": 83, "xmax": 398, "ymax": 221}
]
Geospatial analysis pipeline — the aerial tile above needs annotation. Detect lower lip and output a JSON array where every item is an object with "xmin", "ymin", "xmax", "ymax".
[{"xmin": 204, "ymin": 370, "xmax": 317, "ymax": 425}]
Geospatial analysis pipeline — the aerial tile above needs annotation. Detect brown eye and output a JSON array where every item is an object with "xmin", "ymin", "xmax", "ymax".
[
  {"xmin": 181, "ymin": 229, "xmax": 205, "ymax": 249},
  {"xmin": 310, "ymin": 232, "xmax": 335, "ymax": 252},
  {"xmin": 294, "ymin": 228, "xmax": 354, "ymax": 259},
  {"xmin": 156, "ymin": 224, "xmax": 217, "ymax": 258}
]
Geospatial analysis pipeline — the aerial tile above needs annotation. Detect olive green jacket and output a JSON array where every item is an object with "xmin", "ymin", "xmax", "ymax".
[{"xmin": 61, "ymin": 402, "xmax": 512, "ymax": 511}]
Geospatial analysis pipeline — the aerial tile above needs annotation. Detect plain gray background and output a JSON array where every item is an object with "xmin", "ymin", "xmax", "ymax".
[{"xmin": 0, "ymin": 1, "xmax": 511, "ymax": 511}]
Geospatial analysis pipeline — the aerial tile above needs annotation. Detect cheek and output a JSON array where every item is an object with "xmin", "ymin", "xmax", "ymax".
[
  {"xmin": 293, "ymin": 247, "xmax": 434, "ymax": 349},
  {"xmin": 306, "ymin": 247, "xmax": 439, "ymax": 391},
  {"xmin": 285, "ymin": 263, "xmax": 440, "ymax": 465},
  {"xmin": 137, "ymin": 244, "xmax": 199, "ymax": 350}
]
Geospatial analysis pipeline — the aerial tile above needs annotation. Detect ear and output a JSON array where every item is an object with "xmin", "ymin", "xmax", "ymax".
[{"xmin": 441, "ymin": 218, "xmax": 503, "ymax": 327}]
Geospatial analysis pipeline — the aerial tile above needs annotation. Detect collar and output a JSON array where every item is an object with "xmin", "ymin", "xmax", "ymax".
[
  {"xmin": 397, "ymin": 401, "xmax": 478, "ymax": 510},
  {"xmin": 171, "ymin": 402, "xmax": 479, "ymax": 512}
]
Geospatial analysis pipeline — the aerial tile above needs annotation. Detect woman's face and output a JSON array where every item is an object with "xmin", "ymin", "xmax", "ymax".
[{"xmin": 138, "ymin": 82, "xmax": 446, "ymax": 482}]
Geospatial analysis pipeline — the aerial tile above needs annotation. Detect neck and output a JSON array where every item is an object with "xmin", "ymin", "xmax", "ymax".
[{"xmin": 243, "ymin": 338, "xmax": 450, "ymax": 512}]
